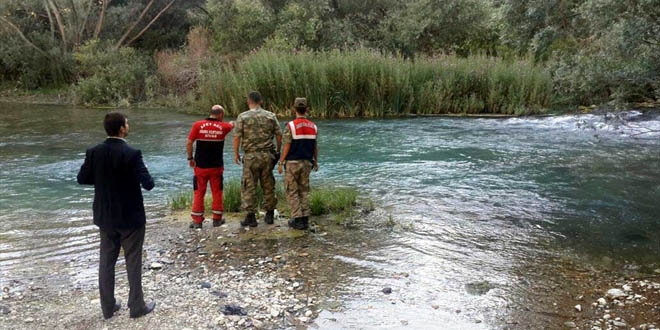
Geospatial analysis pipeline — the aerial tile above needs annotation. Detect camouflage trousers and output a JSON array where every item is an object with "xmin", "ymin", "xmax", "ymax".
[
  {"xmin": 284, "ymin": 160, "xmax": 312, "ymax": 218},
  {"xmin": 241, "ymin": 152, "xmax": 277, "ymax": 214}
]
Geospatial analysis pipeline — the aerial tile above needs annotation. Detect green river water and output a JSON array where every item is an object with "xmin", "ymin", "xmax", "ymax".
[{"xmin": 0, "ymin": 103, "xmax": 659, "ymax": 329}]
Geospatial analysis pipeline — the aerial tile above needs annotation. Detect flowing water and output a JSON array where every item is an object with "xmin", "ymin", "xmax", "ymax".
[{"xmin": 1, "ymin": 103, "xmax": 659, "ymax": 329}]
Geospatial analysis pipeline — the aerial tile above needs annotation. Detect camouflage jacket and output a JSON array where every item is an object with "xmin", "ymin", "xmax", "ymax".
[{"xmin": 235, "ymin": 107, "xmax": 282, "ymax": 153}]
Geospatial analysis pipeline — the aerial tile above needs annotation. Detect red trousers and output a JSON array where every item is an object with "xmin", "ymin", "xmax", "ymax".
[{"xmin": 191, "ymin": 167, "xmax": 224, "ymax": 224}]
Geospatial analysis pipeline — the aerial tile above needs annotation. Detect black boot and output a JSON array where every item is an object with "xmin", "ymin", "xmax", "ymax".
[
  {"xmin": 240, "ymin": 213, "xmax": 257, "ymax": 227},
  {"xmin": 301, "ymin": 216, "xmax": 309, "ymax": 230},
  {"xmin": 189, "ymin": 221, "xmax": 202, "ymax": 229},
  {"xmin": 288, "ymin": 217, "xmax": 307, "ymax": 230},
  {"xmin": 264, "ymin": 210, "xmax": 275, "ymax": 225},
  {"xmin": 213, "ymin": 218, "xmax": 225, "ymax": 227}
]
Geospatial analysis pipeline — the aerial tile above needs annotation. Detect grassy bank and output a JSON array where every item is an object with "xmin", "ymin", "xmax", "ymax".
[
  {"xmin": 168, "ymin": 180, "xmax": 358, "ymax": 218},
  {"xmin": 198, "ymin": 49, "xmax": 553, "ymax": 117}
]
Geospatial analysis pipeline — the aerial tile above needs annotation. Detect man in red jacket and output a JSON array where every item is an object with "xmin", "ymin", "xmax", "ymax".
[{"xmin": 187, "ymin": 105, "xmax": 234, "ymax": 229}]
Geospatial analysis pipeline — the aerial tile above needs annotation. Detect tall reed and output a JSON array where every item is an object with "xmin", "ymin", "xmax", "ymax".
[{"xmin": 197, "ymin": 49, "xmax": 552, "ymax": 117}]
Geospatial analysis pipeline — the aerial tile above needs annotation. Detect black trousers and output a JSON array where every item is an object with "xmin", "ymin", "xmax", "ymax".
[{"xmin": 99, "ymin": 225, "xmax": 146, "ymax": 318}]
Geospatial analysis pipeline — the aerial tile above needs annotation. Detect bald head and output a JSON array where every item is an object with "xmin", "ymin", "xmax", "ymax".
[{"xmin": 210, "ymin": 105, "xmax": 224, "ymax": 117}]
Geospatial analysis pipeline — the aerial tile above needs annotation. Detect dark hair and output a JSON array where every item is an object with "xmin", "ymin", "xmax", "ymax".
[
  {"xmin": 248, "ymin": 91, "xmax": 263, "ymax": 104},
  {"xmin": 104, "ymin": 112, "xmax": 127, "ymax": 136},
  {"xmin": 295, "ymin": 106, "xmax": 308, "ymax": 114}
]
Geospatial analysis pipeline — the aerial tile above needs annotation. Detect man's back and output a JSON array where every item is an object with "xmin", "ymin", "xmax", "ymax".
[
  {"xmin": 77, "ymin": 138, "xmax": 154, "ymax": 231},
  {"xmin": 235, "ymin": 108, "xmax": 280, "ymax": 153}
]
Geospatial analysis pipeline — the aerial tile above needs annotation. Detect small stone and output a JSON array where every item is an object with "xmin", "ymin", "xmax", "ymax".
[
  {"xmin": 270, "ymin": 309, "xmax": 280, "ymax": 318},
  {"xmin": 382, "ymin": 287, "xmax": 393, "ymax": 295},
  {"xmin": 200, "ymin": 282, "xmax": 212, "ymax": 289},
  {"xmin": 597, "ymin": 298, "xmax": 607, "ymax": 305},
  {"xmin": 432, "ymin": 304, "xmax": 439, "ymax": 310},
  {"xmin": 25, "ymin": 317, "xmax": 34, "ymax": 323},
  {"xmin": 149, "ymin": 262, "xmax": 163, "ymax": 270},
  {"xmin": 574, "ymin": 304, "xmax": 582, "ymax": 312},
  {"xmin": 0, "ymin": 305, "xmax": 10, "ymax": 315},
  {"xmin": 564, "ymin": 321, "xmax": 576, "ymax": 328},
  {"xmin": 603, "ymin": 314, "xmax": 611, "ymax": 320},
  {"xmin": 612, "ymin": 321, "xmax": 627, "ymax": 327},
  {"xmin": 299, "ymin": 316, "xmax": 310, "ymax": 323},
  {"xmin": 607, "ymin": 289, "xmax": 626, "ymax": 299},
  {"xmin": 292, "ymin": 282, "xmax": 300, "ymax": 289},
  {"xmin": 304, "ymin": 310, "xmax": 312, "ymax": 317},
  {"xmin": 210, "ymin": 291, "xmax": 228, "ymax": 298}
]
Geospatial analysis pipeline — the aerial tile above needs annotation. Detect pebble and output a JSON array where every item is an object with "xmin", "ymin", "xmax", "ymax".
[
  {"xmin": 299, "ymin": 316, "xmax": 310, "ymax": 323},
  {"xmin": 612, "ymin": 321, "xmax": 627, "ymax": 327},
  {"xmin": 0, "ymin": 305, "xmax": 9, "ymax": 315},
  {"xmin": 149, "ymin": 262, "xmax": 163, "ymax": 270},
  {"xmin": 24, "ymin": 317, "xmax": 34, "ymax": 323},
  {"xmin": 382, "ymin": 287, "xmax": 393, "ymax": 295},
  {"xmin": 304, "ymin": 310, "xmax": 313, "ymax": 317},
  {"xmin": 200, "ymin": 282, "xmax": 212, "ymax": 289},
  {"xmin": 597, "ymin": 297, "xmax": 607, "ymax": 306},
  {"xmin": 431, "ymin": 304, "xmax": 439, "ymax": 310},
  {"xmin": 607, "ymin": 289, "xmax": 626, "ymax": 299},
  {"xmin": 574, "ymin": 304, "xmax": 582, "ymax": 312},
  {"xmin": 602, "ymin": 314, "xmax": 611, "ymax": 320},
  {"xmin": 564, "ymin": 321, "xmax": 576, "ymax": 328}
]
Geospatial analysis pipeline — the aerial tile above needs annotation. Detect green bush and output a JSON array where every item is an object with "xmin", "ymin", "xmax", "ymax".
[
  {"xmin": 198, "ymin": 49, "xmax": 552, "ymax": 117},
  {"xmin": 73, "ymin": 40, "xmax": 153, "ymax": 105},
  {"xmin": 310, "ymin": 187, "xmax": 358, "ymax": 216}
]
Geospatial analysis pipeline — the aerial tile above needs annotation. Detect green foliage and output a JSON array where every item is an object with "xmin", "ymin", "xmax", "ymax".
[
  {"xmin": 310, "ymin": 187, "xmax": 358, "ymax": 216},
  {"xmin": 73, "ymin": 40, "xmax": 153, "ymax": 105},
  {"xmin": 198, "ymin": 49, "xmax": 552, "ymax": 116},
  {"xmin": 207, "ymin": 0, "xmax": 276, "ymax": 53}
]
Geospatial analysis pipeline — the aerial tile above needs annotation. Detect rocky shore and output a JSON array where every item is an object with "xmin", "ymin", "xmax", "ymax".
[{"xmin": 0, "ymin": 210, "xmax": 381, "ymax": 330}]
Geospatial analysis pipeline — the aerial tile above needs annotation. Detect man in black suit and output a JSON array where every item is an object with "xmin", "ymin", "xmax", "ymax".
[{"xmin": 77, "ymin": 112, "xmax": 156, "ymax": 319}]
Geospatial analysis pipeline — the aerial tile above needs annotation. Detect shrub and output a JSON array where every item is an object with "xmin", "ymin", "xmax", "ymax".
[{"xmin": 73, "ymin": 40, "xmax": 152, "ymax": 105}]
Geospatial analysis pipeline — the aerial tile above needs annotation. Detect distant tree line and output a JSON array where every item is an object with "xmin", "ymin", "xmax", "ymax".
[{"xmin": 0, "ymin": 0, "xmax": 658, "ymax": 108}]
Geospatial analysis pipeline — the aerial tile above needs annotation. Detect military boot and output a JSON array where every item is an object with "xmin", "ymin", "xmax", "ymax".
[
  {"xmin": 264, "ymin": 210, "xmax": 275, "ymax": 225},
  {"xmin": 240, "ymin": 213, "xmax": 257, "ymax": 227},
  {"xmin": 288, "ymin": 217, "xmax": 307, "ymax": 230}
]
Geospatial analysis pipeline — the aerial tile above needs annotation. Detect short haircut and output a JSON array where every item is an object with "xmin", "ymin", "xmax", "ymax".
[
  {"xmin": 248, "ymin": 91, "xmax": 263, "ymax": 104},
  {"xmin": 104, "ymin": 112, "xmax": 127, "ymax": 136},
  {"xmin": 295, "ymin": 106, "xmax": 308, "ymax": 114},
  {"xmin": 211, "ymin": 105, "xmax": 224, "ymax": 116}
]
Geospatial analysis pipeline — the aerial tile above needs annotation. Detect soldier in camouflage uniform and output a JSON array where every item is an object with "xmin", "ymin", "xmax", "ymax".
[
  {"xmin": 233, "ymin": 91, "xmax": 282, "ymax": 227},
  {"xmin": 277, "ymin": 98, "xmax": 318, "ymax": 230}
]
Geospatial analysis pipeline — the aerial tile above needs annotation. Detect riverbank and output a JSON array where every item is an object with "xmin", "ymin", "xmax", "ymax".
[
  {"xmin": 2, "ymin": 210, "xmax": 659, "ymax": 329},
  {"xmin": 0, "ymin": 206, "xmax": 388, "ymax": 330}
]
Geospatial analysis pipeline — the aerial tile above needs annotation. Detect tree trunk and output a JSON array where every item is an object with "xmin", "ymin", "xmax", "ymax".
[
  {"xmin": 94, "ymin": 0, "xmax": 111, "ymax": 39},
  {"xmin": 47, "ymin": 0, "xmax": 68, "ymax": 52},
  {"xmin": 125, "ymin": 0, "xmax": 176, "ymax": 47},
  {"xmin": 44, "ymin": 1, "xmax": 55, "ymax": 39},
  {"xmin": 114, "ymin": 0, "xmax": 155, "ymax": 49},
  {"xmin": 0, "ymin": 17, "xmax": 49, "ymax": 56}
]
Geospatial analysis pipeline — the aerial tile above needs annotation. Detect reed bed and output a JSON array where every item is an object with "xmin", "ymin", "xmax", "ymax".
[{"xmin": 198, "ymin": 49, "xmax": 552, "ymax": 117}]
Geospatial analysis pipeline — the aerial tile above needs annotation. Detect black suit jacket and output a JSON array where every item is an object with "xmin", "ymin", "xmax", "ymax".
[{"xmin": 77, "ymin": 138, "xmax": 155, "ymax": 231}]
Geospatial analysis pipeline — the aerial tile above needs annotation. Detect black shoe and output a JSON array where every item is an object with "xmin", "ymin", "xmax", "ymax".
[
  {"xmin": 130, "ymin": 301, "xmax": 156, "ymax": 319},
  {"xmin": 213, "ymin": 219, "xmax": 225, "ymax": 227},
  {"xmin": 103, "ymin": 300, "xmax": 121, "ymax": 320},
  {"xmin": 240, "ymin": 213, "xmax": 257, "ymax": 227},
  {"xmin": 288, "ymin": 217, "xmax": 308, "ymax": 230},
  {"xmin": 264, "ymin": 210, "xmax": 275, "ymax": 225},
  {"xmin": 189, "ymin": 221, "xmax": 202, "ymax": 229}
]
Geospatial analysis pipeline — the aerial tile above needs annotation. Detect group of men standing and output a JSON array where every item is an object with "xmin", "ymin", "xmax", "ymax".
[
  {"xmin": 187, "ymin": 91, "xmax": 318, "ymax": 231},
  {"xmin": 77, "ymin": 91, "xmax": 318, "ymax": 319}
]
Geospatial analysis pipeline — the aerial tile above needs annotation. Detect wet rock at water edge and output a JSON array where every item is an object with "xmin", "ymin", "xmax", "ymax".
[
  {"xmin": 465, "ymin": 281, "xmax": 494, "ymax": 296},
  {"xmin": 382, "ymin": 287, "xmax": 392, "ymax": 295},
  {"xmin": 221, "ymin": 304, "xmax": 247, "ymax": 316}
]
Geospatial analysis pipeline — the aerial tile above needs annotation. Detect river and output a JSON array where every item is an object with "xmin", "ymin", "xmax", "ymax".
[{"xmin": 1, "ymin": 103, "xmax": 659, "ymax": 329}]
